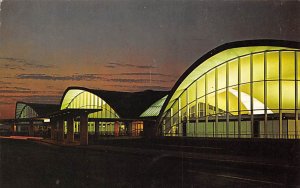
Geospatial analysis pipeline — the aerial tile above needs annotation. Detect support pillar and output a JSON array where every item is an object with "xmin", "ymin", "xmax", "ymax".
[
  {"xmin": 29, "ymin": 121, "xmax": 34, "ymax": 136},
  {"xmin": 143, "ymin": 120, "xmax": 156, "ymax": 138},
  {"xmin": 182, "ymin": 116, "xmax": 187, "ymax": 137},
  {"xmin": 11, "ymin": 124, "xmax": 16, "ymax": 135},
  {"xmin": 67, "ymin": 116, "xmax": 74, "ymax": 143},
  {"xmin": 17, "ymin": 125, "xmax": 21, "ymax": 132},
  {"xmin": 50, "ymin": 120, "xmax": 56, "ymax": 140},
  {"xmin": 114, "ymin": 121, "xmax": 119, "ymax": 137},
  {"xmin": 80, "ymin": 113, "xmax": 88, "ymax": 145},
  {"xmin": 57, "ymin": 119, "xmax": 64, "ymax": 142},
  {"xmin": 95, "ymin": 120, "xmax": 99, "ymax": 141},
  {"xmin": 125, "ymin": 122, "xmax": 130, "ymax": 136}
]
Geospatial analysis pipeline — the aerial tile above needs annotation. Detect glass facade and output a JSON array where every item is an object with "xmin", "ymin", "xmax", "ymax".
[
  {"xmin": 61, "ymin": 89, "xmax": 143, "ymax": 136},
  {"xmin": 131, "ymin": 121, "xmax": 144, "ymax": 136},
  {"xmin": 16, "ymin": 103, "xmax": 38, "ymax": 119},
  {"xmin": 61, "ymin": 89, "xmax": 119, "ymax": 119},
  {"xmin": 140, "ymin": 95, "xmax": 168, "ymax": 117},
  {"xmin": 161, "ymin": 49, "xmax": 300, "ymax": 139},
  {"xmin": 61, "ymin": 89, "xmax": 120, "ymax": 135}
]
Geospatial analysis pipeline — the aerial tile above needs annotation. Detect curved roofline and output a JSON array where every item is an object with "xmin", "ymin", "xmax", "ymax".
[
  {"xmin": 15, "ymin": 101, "xmax": 41, "ymax": 119},
  {"xmin": 60, "ymin": 86, "xmax": 169, "ymax": 119},
  {"xmin": 59, "ymin": 86, "xmax": 170, "ymax": 108},
  {"xmin": 157, "ymin": 39, "xmax": 300, "ymax": 126},
  {"xmin": 15, "ymin": 101, "xmax": 28, "ymax": 119},
  {"xmin": 15, "ymin": 101, "xmax": 60, "ymax": 119},
  {"xmin": 59, "ymin": 86, "xmax": 92, "ymax": 108},
  {"xmin": 16, "ymin": 101, "xmax": 58, "ymax": 106}
]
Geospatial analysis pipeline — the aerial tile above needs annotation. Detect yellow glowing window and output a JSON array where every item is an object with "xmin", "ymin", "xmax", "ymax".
[
  {"xmin": 197, "ymin": 77, "xmax": 205, "ymax": 98},
  {"xmin": 266, "ymin": 81, "xmax": 279, "ymax": 111},
  {"xmin": 206, "ymin": 70, "xmax": 216, "ymax": 94},
  {"xmin": 281, "ymin": 51, "xmax": 295, "ymax": 80},
  {"xmin": 228, "ymin": 59, "xmax": 238, "ymax": 86},
  {"xmin": 253, "ymin": 53, "xmax": 264, "ymax": 82},
  {"xmin": 281, "ymin": 81, "xmax": 295, "ymax": 110},
  {"xmin": 297, "ymin": 52, "xmax": 300, "ymax": 80},
  {"xmin": 217, "ymin": 64, "xmax": 226, "ymax": 90},
  {"xmin": 188, "ymin": 82, "xmax": 196, "ymax": 103},
  {"xmin": 240, "ymin": 55, "xmax": 250, "ymax": 84},
  {"xmin": 217, "ymin": 89, "xmax": 226, "ymax": 112},
  {"xmin": 266, "ymin": 52, "xmax": 279, "ymax": 80},
  {"xmin": 228, "ymin": 86, "xmax": 238, "ymax": 113}
]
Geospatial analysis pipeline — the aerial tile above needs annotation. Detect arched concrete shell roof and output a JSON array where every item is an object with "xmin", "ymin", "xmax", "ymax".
[
  {"xmin": 15, "ymin": 102, "xmax": 60, "ymax": 119},
  {"xmin": 60, "ymin": 87, "xmax": 169, "ymax": 119},
  {"xmin": 158, "ymin": 39, "xmax": 300, "ymax": 121}
]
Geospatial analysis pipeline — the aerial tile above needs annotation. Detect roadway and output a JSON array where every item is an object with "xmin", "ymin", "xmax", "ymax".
[{"xmin": 0, "ymin": 138, "xmax": 299, "ymax": 187}]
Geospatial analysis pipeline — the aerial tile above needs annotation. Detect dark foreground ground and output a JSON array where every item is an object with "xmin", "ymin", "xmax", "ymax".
[{"xmin": 1, "ymin": 138, "xmax": 299, "ymax": 188}]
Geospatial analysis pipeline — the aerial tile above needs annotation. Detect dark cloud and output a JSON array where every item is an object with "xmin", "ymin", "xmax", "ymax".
[
  {"xmin": 2, "ymin": 63, "xmax": 25, "ymax": 70},
  {"xmin": 2, "ymin": 86, "xmax": 31, "ymax": 91},
  {"xmin": 0, "ymin": 57, "xmax": 26, "ymax": 63},
  {"xmin": 109, "ymin": 78, "xmax": 167, "ymax": 83},
  {"xmin": 119, "ymin": 72, "xmax": 173, "ymax": 77},
  {"xmin": 23, "ymin": 62, "xmax": 53, "ymax": 69},
  {"xmin": 0, "ymin": 90, "xmax": 35, "ymax": 94},
  {"xmin": 0, "ymin": 80, "xmax": 11, "ymax": 85},
  {"xmin": 107, "ymin": 62, "xmax": 157, "ymax": 69},
  {"xmin": 16, "ymin": 73, "xmax": 103, "ymax": 81},
  {"xmin": 15, "ymin": 73, "xmax": 170, "ymax": 84},
  {"xmin": 104, "ymin": 65, "xmax": 116, "ymax": 68},
  {"xmin": 0, "ymin": 57, "xmax": 54, "ymax": 70},
  {"xmin": 20, "ymin": 95, "xmax": 61, "ymax": 104},
  {"xmin": 105, "ymin": 84, "xmax": 170, "ymax": 91},
  {"xmin": 0, "ymin": 95, "xmax": 61, "ymax": 104},
  {"xmin": 132, "ymin": 85, "xmax": 170, "ymax": 91},
  {"xmin": 0, "ymin": 90, "xmax": 62, "ymax": 97}
]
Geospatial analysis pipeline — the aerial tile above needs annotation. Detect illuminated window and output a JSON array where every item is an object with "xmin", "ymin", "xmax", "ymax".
[{"xmin": 160, "ymin": 42, "xmax": 299, "ymax": 139}]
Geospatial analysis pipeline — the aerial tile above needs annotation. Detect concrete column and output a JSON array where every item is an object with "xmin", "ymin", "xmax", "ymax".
[
  {"xmin": 11, "ymin": 124, "xmax": 16, "ymax": 135},
  {"xmin": 114, "ymin": 121, "xmax": 119, "ymax": 137},
  {"xmin": 95, "ymin": 120, "xmax": 99, "ymax": 140},
  {"xmin": 17, "ymin": 125, "xmax": 21, "ymax": 132},
  {"xmin": 143, "ymin": 120, "xmax": 156, "ymax": 138},
  {"xmin": 29, "ymin": 121, "xmax": 34, "ymax": 136},
  {"xmin": 127, "ymin": 122, "xmax": 132, "ymax": 136},
  {"xmin": 50, "ymin": 120, "xmax": 56, "ymax": 140},
  {"xmin": 182, "ymin": 116, "xmax": 187, "ymax": 137},
  {"xmin": 80, "ymin": 113, "xmax": 88, "ymax": 145},
  {"xmin": 67, "ymin": 116, "xmax": 74, "ymax": 143},
  {"xmin": 57, "ymin": 119, "xmax": 64, "ymax": 142}
]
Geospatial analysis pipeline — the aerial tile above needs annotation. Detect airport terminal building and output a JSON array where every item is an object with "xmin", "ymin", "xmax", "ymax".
[
  {"xmin": 2, "ymin": 39, "xmax": 300, "ymax": 144},
  {"xmin": 158, "ymin": 40, "xmax": 300, "ymax": 139},
  {"xmin": 14, "ymin": 102, "xmax": 59, "ymax": 136},
  {"xmin": 57, "ymin": 87, "xmax": 167, "ymax": 138}
]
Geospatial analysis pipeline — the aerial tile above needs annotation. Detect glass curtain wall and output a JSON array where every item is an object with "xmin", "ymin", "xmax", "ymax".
[
  {"xmin": 64, "ymin": 90, "xmax": 119, "ymax": 119},
  {"xmin": 19, "ymin": 105, "xmax": 38, "ymax": 119},
  {"xmin": 162, "ymin": 50, "xmax": 300, "ymax": 139},
  {"xmin": 61, "ymin": 90, "xmax": 119, "ymax": 135}
]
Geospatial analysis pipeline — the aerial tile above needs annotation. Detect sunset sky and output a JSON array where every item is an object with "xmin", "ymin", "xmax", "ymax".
[{"xmin": 0, "ymin": 0, "xmax": 299, "ymax": 119}]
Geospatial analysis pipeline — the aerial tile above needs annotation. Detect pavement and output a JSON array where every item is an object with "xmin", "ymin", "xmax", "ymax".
[
  {"xmin": 35, "ymin": 137, "xmax": 299, "ymax": 171},
  {"xmin": 1, "ymin": 136, "xmax": 300, "ymax": 187}
]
